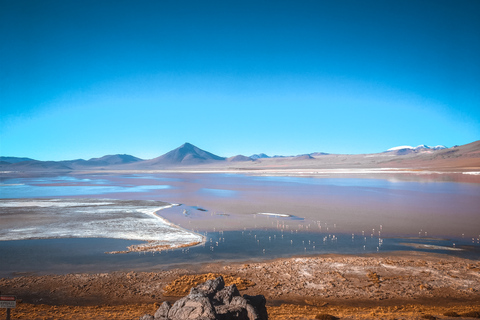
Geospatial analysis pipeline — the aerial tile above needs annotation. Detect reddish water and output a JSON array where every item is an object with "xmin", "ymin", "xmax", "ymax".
[
  {"xmin": 1, "ymin": 172, "xmax": 479, "ymax": 276},
  {"xmin": 2, "ymin": 172, "xmax": 478, "ymax": 239}
]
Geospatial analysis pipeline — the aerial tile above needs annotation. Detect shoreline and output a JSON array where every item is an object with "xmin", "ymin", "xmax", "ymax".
[
  {"xmin": 105, "ymin": 205, "xmax": 207, "ymax": 254},
  {"xmin": 3, "ymin": 167, "xmax": 480, "ymax": 179},
  {"xmin": 1, "ymin": 225, "xmax": 479, "ymax": 278}
]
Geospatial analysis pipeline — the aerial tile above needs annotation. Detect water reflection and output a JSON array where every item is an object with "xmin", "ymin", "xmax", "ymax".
[
  {"xmin": 0, "ymin": 183, "xmax": 172, "ymax": 198},
  {"xmin": 1, "ymin": 172, "xmax": 479, "ymax": 276},
  {"xmin": 1, "ymin": 230, "xmax": 478, "ymax": 277},
  {"xmin": 198, "ymin": 188, "xmax": 238, "ymax": 197}
]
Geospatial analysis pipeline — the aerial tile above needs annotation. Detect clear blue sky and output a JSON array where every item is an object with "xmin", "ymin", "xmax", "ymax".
[{"xmin": 1, "ymin": 0, "xmax": 479, "ymax": 160}]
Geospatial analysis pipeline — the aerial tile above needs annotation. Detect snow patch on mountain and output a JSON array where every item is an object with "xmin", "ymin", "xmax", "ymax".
[{"xmin": 387, "ymin": 145, "xmax": 446, "ymax": 152}]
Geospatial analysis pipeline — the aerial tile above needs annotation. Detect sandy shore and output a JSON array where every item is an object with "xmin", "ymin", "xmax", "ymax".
[{"xmin": 1, "ymin": 252, "xmax": 479, "ymax": 319}]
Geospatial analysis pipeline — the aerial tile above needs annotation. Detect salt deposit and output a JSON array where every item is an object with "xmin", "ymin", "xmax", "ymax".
[
  {"xmin": 0, "ymin": 199, "xmax": 203, "ymax": 252},
  {"xmin": 257, "ymin": 212, "xmax": 291, "ymax": 217}
]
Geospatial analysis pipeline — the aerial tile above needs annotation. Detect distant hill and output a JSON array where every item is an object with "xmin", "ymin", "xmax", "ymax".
[
  {"xmin": 386, "ymin": 144, "xmax": 447, "ymax": 155},
  {"xmin": 250, "ymin": 153, "xmax": 269, "ymax": 160},
  {"xmin": 60, "ymin": 154, "xmax": 143, "ymax": 168},
  {"xmin": 0, "ymin": 160, "xmax": 72, "ymax": 171},
  {"xmin": 387, "ymin": 144, "xmax": 446, "ymax": 151},
  {"xmin": 87, "ymin": 154, "xmax": 143, "ymax": 165},
  {"xmin": 145, "ymin": 143, "xmax": 226, "ymax": 166},
  {"xmin": 0, "ymin": 154, "xmax": 142, "ymax": 171},
  {"xmin": 227, "ymin": 155, "xmax": 253, "ymax": 162},
  {"xmin": 294, "ymin": 154, "xmax": 314, "ymax": 160},
  {"xmin": 377, "ymin": 140, "xmax": 480, "ymax": 169},
  {"xmin": 0, "ymin": 156, "xmax": 36, "ymax": 163}
]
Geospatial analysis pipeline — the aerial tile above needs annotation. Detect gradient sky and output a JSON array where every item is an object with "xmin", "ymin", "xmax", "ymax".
[{"xmin": 1, "ymin": 0, "xmax": 479, "ymax": 160}]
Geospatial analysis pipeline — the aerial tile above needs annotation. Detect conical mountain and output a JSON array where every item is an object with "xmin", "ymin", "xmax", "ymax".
[{"xmin": 147, "ymin": 143, "xmax": 226, "ymax": 165}]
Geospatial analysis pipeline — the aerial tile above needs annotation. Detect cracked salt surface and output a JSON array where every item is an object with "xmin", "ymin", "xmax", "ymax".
[{"xmin": 0, "ymin": 199, "xmax": 203, "ymax": 250}]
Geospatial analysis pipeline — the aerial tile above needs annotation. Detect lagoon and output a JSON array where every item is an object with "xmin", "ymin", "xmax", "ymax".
[{"xmin": 0, "ymin": 172, "xmax": 479, "ymax": 276}]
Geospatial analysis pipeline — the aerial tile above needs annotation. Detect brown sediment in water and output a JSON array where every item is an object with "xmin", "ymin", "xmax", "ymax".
[
  {"xmin": 105, "ymin": 241, "xmax": 203, "ymax": 254},
  {"xmin": 1, "ymin": 252, "xmax": 479, "ymax": 319},
  {"xmin": 104, "ymin": 206, "xmax": 207, "ymax": 254}
]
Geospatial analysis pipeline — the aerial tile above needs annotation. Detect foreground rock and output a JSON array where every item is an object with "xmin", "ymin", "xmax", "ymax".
[{"xmin": 141, "ymin": 276, "xmax": 267, "ymax": 320}]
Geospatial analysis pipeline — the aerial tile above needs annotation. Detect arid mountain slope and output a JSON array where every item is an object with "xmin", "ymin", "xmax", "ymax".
[
  {"xmin": 1, "ymin": 141, "xmax": 479, "ymax": 172},
  {"xmin": 142, "ymin": 142, "xmax": 226, "ymax": 166}
]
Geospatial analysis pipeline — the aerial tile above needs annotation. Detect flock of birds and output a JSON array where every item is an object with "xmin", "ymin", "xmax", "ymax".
[{"xmin": 138, "ymin": 207, "xmax": 479, "ymax": 258}]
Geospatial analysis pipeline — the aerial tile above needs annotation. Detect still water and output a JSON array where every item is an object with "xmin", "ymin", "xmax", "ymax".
[{"xmin": 0, "ymin": 173, "xmax": 479, "ymax": 276}]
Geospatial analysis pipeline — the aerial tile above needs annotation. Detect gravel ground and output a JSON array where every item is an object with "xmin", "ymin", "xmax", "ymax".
[{"xmin": 1, "ymin": 252, "xmax": 479, "ymax": 319}]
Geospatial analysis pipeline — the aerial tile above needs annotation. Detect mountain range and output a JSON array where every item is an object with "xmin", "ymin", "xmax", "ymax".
[{"xmin": 1, "ymin": 140, "xmax": 479, "ymax": 172}]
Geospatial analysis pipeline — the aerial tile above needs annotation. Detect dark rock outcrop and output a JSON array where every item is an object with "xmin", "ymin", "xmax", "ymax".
[{"xmin": 142, "ymin": 276, "xmax": 267, "ymax": 320}]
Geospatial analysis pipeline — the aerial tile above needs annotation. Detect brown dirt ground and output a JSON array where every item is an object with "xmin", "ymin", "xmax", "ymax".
[
  {"xmin": 1, "ymin": 252, "xmax": 479, "ymax": 319},
  {"xmin": 1, "ymin": 302, "xmax": 480, "ymax": 320}
]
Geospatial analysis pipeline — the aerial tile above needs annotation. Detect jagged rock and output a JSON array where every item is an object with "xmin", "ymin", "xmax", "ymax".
[
  {"xmin": 229, "ymin": 296, "xmax": 265, "ymax": 320},
  {"xmin": 190, "ymin": 276, "xmax": 225, "ymax": 299},
  {"xmin": 226, "ymin": 296, "xmax": 253, "ymax": 320},
  {"xmin": 214, "ymin": 284, "xmax": 241, "ymax": 305},
  {"xmin": 155, "ymin": 301, "xmax": 171, "ymax": 320},
  {"xmin": 143, "ymin": 276, "xmax": 267, "ymax": 320},
  {"xmin": 243, "ymin": 295, "xmax": 268, "ymax": 320},
  {"xmin": 168, "ymin": 292, "xmax": 216, "ymax": 320},
  {"xmin": 229, "ymin": 296, "xmax": 248, "ymax": 308},
  {"xmin": 215, "ymin": 305, "xmax": 249, "ymax": 320}
]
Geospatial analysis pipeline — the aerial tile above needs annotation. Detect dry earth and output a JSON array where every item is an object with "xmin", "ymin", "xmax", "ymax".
[{"xmin": 1, "ymin": 252, "xmax": 480, "ymax": 319}]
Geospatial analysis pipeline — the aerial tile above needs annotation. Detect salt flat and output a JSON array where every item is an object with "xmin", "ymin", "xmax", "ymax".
[{"xmin": 0, "ymin": 199, "xmax": 203, "ymax": 251}]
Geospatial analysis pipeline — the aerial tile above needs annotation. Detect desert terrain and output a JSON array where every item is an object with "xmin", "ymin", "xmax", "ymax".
[{"xmin": 1, "ymin": 252, "xmax": 480, "ymax": 319}]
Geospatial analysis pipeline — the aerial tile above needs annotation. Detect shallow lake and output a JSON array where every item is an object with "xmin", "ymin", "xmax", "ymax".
[{"xmin": 0, "ymin": 172, "xmax": 479, "ymax": 276}]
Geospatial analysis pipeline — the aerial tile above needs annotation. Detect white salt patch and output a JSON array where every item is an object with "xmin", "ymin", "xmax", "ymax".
[
  {"xmin": 0, "ymin": 199, "xmax": 203, "ymax": 247},
  {"xmin": 257, "ymin": 212, "xmax": 291, "ymax": 217},
  {"xmin": 9, "ymin": 227, "xmax": 37, "ymax": 232},
  {"xmin": 0, "ymin": 201, "xmax": 115, "ymax": 207},
  {"xmin": 400, "ymin": 243, "xmax": 464, "ymax": 251}
]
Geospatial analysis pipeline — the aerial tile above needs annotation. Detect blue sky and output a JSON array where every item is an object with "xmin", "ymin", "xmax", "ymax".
[{"xmin": 1, "ymin": 0, "xmax": 479, "ymax": 160}]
